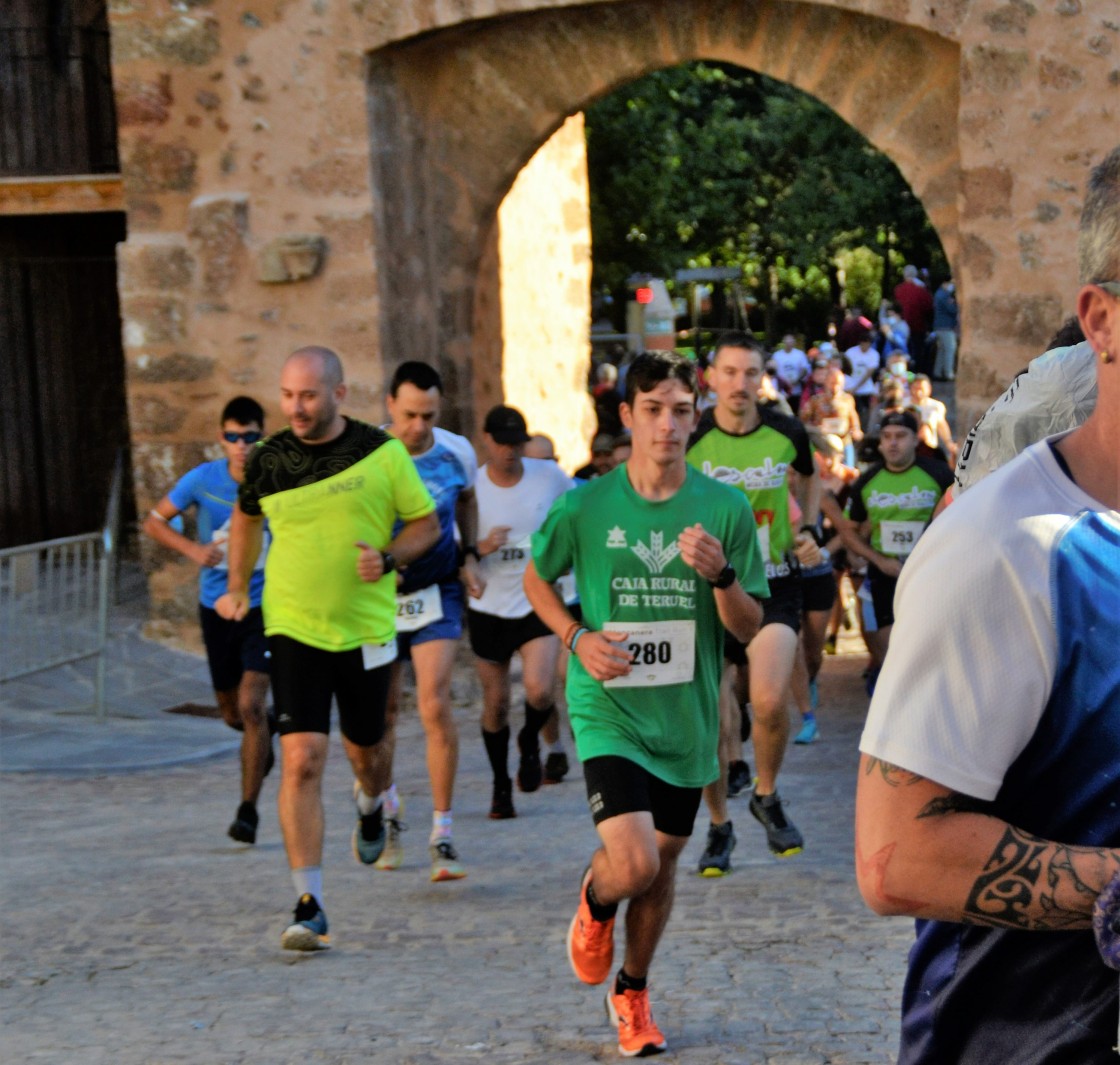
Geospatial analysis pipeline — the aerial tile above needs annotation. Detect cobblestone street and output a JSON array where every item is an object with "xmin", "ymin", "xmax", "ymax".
[{"xmin": 2, "ymin": 638, "xmax": 912, "ymax": 1064}]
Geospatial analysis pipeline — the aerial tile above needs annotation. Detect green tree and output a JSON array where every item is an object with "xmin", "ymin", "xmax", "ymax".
[{"xmin": 585, "ymin": 62, "xmax": 946, "ymax": 343}]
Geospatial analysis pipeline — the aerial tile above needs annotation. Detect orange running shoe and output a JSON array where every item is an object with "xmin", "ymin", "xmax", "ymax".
[
  {"xmin": 567, "ymin": 866, "xmax": 615, "ymax": 985},
  {"xmin": 606, "ymin": 986, "xmax": 668, "ymax": 1057}
]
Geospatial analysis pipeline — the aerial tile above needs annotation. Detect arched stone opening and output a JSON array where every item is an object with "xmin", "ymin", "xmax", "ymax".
[{"xmin": 366, "ymin": 0, "xmax": 959, "ymax": 438}]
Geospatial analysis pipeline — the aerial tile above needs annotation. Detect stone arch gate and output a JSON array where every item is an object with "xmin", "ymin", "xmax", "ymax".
[
  {"xmin": 361, "ymin": 0, "xmax": 1110, "ymax": 435},
  {"xmin": 104, "ymin": 0, "xmax": 1113, "ymax": 641}
]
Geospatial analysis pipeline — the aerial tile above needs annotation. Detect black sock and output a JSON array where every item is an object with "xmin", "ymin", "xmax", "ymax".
[
  {"xmin": 615, "ymin": 968, "xmax": 647, "ymax": 994},
  {"xmin": 739, "ymin": 702, "xmax": 752, "ymax": 743},
  {"xmin": 482, "ymin": 726, "xmax": 511, "ymax": 785},
  {"xmin": 586, "ymin": 879, "xmax": 618, "ymax": 922},
  {"xmin": 236, "ymin": 800, "xmax": 258, "ymax": 826},
  {"xmin": 520, "ymin": 703, "xmax": 552, "ymax": 748}
]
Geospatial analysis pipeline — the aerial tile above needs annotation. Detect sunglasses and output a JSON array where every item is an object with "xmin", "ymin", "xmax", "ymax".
[{"xmin": 223, "ymin": 431, "xmax": 262, "ymax": 444}]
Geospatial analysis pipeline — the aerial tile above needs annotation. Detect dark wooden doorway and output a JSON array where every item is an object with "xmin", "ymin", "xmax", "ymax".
[{"xmin": 0, "ymin": 212, "xmax": 133, "ymax": 547}]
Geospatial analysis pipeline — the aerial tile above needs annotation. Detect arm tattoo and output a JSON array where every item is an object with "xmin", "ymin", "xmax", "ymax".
[
  {"xmin": 863, "ymin": 757, "xmax": 923, "ymax": 788},
  {"xmin": 917, "ymin": 792, "xmax": 990, "ymax": 819},
  {"xmin": 962, "ymin": 827, "xmax": 1099, "ymax": 931}
]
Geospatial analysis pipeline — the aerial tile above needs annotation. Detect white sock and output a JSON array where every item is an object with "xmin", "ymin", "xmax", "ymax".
[
  {"xmin": 431, "ymin": 810, "xmax": 453, "ymax": 844},
  {"xmin": 355, "ymin": 786, "xmax": 381, "ymax": 816},
  {"xmin": 381, "ymin": 782, "xmax": 400, "ymax": 818},
  {"xmin": 292, "ymin": 866, "xmax": 323, "ymax": 905},
  {"xmin": 547, "ymin": 739, "xmax": 566, "ymax": 755}
]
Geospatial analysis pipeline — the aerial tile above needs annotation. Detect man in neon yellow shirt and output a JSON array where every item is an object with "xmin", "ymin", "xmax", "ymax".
[{"xmin": 218, "ymin": 346, "xmax": 438, "ymax": 951}]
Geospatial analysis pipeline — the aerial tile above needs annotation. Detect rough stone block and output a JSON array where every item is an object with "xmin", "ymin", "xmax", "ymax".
[
  {"xmin": 257, "ymin": 235, "xmax": 328, "ymax": 283},
  {"xmin": 111, "ymin": 14, "xmax": 220, "ymax": 66},
  {"xmin": 119, "ymin": 239, "xmax": 194, "ymax": 291},
  {"xmin": 970, "ymin": 295, "xmax": 1064, "ymax": 347},
  {"xmin": 963, "ymin": 45, "xmax": 1030, "ymax": 94},
  {"xmin": 115, "ymin": 74, "xmax": 173, "ymax": 126},
  {"xmin": 122, "ymin": 137, "xmax": 198, "ymax": 194},
  {"xmin": 962, "ymin": 234, "xmax": 997, "ymax": 281},
  {"xmin": 131, "ymin": 393, "xmax": 189, "ymax": 436},
  {"xmin": 983, "ymin": 0, "xmax": 1036, "ymax": 35},
  {"xmin": 961, "ymin": 167, "xmax": 1013, "ymax": 219},
  {"xmin": 121, "ymin": 295, "xmax": 187, "ymax": 346},
  {"xmin": 188, "ymin": 194, "xmax": 249, "ymax": 296},
  {"xmin": 325, "ymin": 271, "xmax": 375, "ymax": 303},
  {"xmin": 129, "ymin": 352, "xmax": 215, "ymax": 383},
  {"xmin": 290, "ymin": 153, "xmax": 369, "ymax": 197},
  {"xmin": 314, "ymin": 212, "xmax": 374, "ymax": 256},
  {"xmin": 1039, "ymin": 56, "xmax": 1084, "ymax": 90}
]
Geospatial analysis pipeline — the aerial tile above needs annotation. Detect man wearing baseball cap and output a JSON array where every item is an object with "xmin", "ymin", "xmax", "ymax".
[
  {"xmin": 470, "ymin": 404, "xmax": 575, "ymax": 818},
  {"xmin": 840, "ymin": 410, "xmax": 952, "ymax": 688}
]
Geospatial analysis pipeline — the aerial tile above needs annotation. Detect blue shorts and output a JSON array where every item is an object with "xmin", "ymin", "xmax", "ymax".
[{"xmin": 396, "ymin": 578, "xmax": 464, "ymax": 657}]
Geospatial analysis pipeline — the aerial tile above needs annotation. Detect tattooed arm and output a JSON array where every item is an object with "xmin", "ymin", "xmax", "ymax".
[{"xmin": 854, "ymin": 754, "xmax": 1120, "ymax": 929}]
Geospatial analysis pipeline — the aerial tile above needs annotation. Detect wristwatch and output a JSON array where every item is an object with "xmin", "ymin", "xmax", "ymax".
[
  {"xmin": 709, "ymin": 564, "xmax": 736, "ymax": 589},
  {"xmin": 381, "ymin": 551, "xmax": 397, "ymax": 575},
  {"xmin": 463, "ymin": 545, "xmax": 481, "ymax": 562}
]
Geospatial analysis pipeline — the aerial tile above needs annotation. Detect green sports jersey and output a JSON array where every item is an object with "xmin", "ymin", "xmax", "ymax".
[
  {"xmin": 239, "ymin": 419, "xmax": 435, "ymax": 651},
  {"xmin": 686, "ymin": 406, "xmax": 814, "ymax": 580},
  {"xmin": 532, "ymin": 465, "xmax": 768, "ymax": 788},
  {"xmin": 849, "ymin": 458, "xmax": 953, "ymax": 558}
]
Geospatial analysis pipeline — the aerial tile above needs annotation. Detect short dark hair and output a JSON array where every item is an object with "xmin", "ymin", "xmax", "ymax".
[
  {"xmin": 711, "ymin": 330, "xmax": 764, "ymax": 361},
  {"xmin": 221, "ymin": 396, "xmax": 264, "ymax": 427},
  {"xmin": 624, "ymin": 351, "xmax": 698, "ymax": 407},
  {"xmin": 389, "ymin": 360, "xmax": 443, "ymax": 397}
]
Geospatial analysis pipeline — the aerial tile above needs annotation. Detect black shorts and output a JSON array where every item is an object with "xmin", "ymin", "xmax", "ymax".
[
  {"xmin": 468, "ymin": 609, "xmax": 554, "ymax": 664},
  {"xmin": 723, "ymin": 574, "xmax": 803, "ymax": 662},
  {"xmin": 867, "ymin": 567, "xmax": 899, "ymax": 629},
  {"xmin": 583, "ymin": 755, "xmax": 703, "ymax": 839},
  {"xmin": 199, "ymin": 605, "xmax": 270, "ymax": 692},
  {"xmin": 268, "ymin": 635, "xmax": 392, "ymax": 746},
  {"xmin": 801, "ymin": 570, "xmax": 837, "ymax": 614}
]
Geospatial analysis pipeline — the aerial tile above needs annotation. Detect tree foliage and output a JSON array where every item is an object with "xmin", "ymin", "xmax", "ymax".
[{"xmin": 585, "ymin": 62, "xmax": 946, "ymax": 342}]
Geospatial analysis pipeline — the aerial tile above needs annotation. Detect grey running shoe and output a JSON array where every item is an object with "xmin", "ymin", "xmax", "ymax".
[
  {"xmin": 429, "ymin": 838, "xmax": 466, "ymax": 882},
  {"xmin": 375, "ymin": 802, "xmax": 406, "ymax": 870},
  {"xmin": 749, "ymin": 790, "xmax": 804, "ymax": 857},
  {"xmin": 280, "ymin": 893, "xmax": 330, "ymax": 951},
  {"xmin": 697, "ymin": 821, "xmax": 736, "ymax": 877}
]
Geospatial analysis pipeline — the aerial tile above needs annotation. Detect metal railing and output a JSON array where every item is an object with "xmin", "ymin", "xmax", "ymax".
[
  {"xmin": 0, "ymin": 25, "xmax": 120, "ymax": 177},
  {"xmin": 0, "ymin": 453, "xmax": 123, "ymax": 719}
]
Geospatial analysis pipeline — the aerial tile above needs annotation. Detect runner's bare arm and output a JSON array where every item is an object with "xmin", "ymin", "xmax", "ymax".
[
  {"xmin": 855, "ymin": 753, "xmax": 1120, "ymax": 929},
  {"xmin": 523, "ymin": 560, "xmax": 631, "ymax": 681},
  {"xmin": 142, "ymin": 495, "xmax": 223, "ymax": 567},
  {"xmin": 456, "ymin": 487, "xmax": 485, "ymax": 598},
  {"xmin": 215, "ymin": 505, "xmax": 263, "ymax": 620},
  {"xmin": 676, "ymin": 524, "xmax": 762, "ymax": 645},
  {"xmin": 355, "ymin": 510, "xmax": 441, "ymax": 582}
]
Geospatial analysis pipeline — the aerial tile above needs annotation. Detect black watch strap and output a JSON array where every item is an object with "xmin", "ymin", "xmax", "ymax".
[
  {"xmin": 709, "ymin": 564, "xmax": 736, "ymax": 589},
  {"xmin": 463, "ymin": 545, "xmax": 480, "ymax": 562},
  {"xmin": 381, "ymin": 551, "xmax": 397, "ymax": 575}
]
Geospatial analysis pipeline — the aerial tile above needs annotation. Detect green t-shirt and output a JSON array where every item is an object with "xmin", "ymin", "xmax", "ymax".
[
  {"xmin": 849, "ymin": 458, "xmax": 953, "ymax": 558},
  {"xmin": 239, "ymin": 419, "xmax": 435, "ymax": 651},
  {"xmin": 532, "ymin": 464, "xmax": 768, "ymax": 788},
  {"xmin": 686, "ymin": 406, "xmax": 814, "ymax": 580}
]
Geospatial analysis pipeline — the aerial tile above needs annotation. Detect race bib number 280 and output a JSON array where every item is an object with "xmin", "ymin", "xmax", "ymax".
[{"xmin": 602, "ymin": 620, "xmax": 695, "ymax": 689}]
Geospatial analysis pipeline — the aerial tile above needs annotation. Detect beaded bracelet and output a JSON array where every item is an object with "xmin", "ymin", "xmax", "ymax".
[{"xmin": 562, "ymin": 620, "xmax": 582, "ymax": 649}]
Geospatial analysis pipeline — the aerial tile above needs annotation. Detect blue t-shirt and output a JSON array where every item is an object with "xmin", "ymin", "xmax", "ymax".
[
  {"xmin": 394, "ymin": 435, "xmax": 473, "ymax": 594},
  {"xmin": 168, "ymin": 459, "xmax": 267, "ymax": 609}
]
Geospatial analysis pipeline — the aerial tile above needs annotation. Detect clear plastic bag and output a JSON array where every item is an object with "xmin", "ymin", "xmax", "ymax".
[{"xmin": 954, "ymin": 341, "xmax": 1097, "ymax": 492}]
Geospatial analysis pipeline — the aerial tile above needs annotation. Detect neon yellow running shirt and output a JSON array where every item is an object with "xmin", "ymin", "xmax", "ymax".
[{"xmin": 239, "ymin": 419, "xmax": 435, "ymax": 651}]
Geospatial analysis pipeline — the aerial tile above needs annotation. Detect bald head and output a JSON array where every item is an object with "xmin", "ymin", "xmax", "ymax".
[
  {"xmin": 286, "ymin": 346, "xmax": 344, "ymax": 389},
  {"xmin": 524, "ymin": 434, "xmax": 556, "ymax": 461}
]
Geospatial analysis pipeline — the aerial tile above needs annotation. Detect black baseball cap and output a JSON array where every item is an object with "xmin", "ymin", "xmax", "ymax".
[
  {"xmin": 483, "ymin": 404, "xmax": 530, "ymax": 444},
  {"xmin": 879, "ymin": 411, "xmax": 919, "ymax": 434}
]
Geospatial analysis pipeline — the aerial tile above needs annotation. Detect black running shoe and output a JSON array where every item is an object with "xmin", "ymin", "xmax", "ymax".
[
  {"xmin": 517, "ymin": 729, "xmax": 542, "ymax": 793},
  {"xmin": 543, "ymin": 751, "xmax": 569, "ymax": 785},
  {"xmin": 727, "ymin": 759, "xmax": 752, "ymax": 798},
  {"xmin": 749, "ymin": 790, "xmax": 804, "ymax": 857},
  {"xmin": 489, "ymin": 780, "xmax": 516, "ymax": 819},
  {"xmin": 228, "ymin": 801, "xmax": 258, "ymax": 844}
]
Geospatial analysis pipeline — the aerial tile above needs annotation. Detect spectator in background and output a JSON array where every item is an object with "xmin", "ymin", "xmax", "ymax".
[
  {"xmin": 894, "ymin": 265, "xmax": 935, "ymax": 375},
  {"xmin": 574, "ymin": 433, "xmax": 617, "ymax": 481},
  {"xmin": 844, "ymin": 331, "xmax": 881, "ymax": 426},
  {"xmin": 932, "ymin": 278, "xmax": 960, "ymax": 381},
  {"xmin": 772, "ymin": 334, "xmax": 812, "ymax": 404}
]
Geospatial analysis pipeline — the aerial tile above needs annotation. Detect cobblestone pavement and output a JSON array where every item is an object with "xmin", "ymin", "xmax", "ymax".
[{"xmin": 1, "ymin": 638, "xmax": 913, "ymax": 1064}]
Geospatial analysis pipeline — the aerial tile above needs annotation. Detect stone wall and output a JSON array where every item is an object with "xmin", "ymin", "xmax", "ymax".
[{"xmin": 106, "ymin": 0, "xmax": 1118, "ymax": 642}]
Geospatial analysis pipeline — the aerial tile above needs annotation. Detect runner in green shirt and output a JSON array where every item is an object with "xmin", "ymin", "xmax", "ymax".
[
  {"xmin": 843, "ymin": 409, "xmax": 952, "ymax": 687},
  {"xmin": 524, "ymin": 351, "xmax": 766, "ymax": 1058}
]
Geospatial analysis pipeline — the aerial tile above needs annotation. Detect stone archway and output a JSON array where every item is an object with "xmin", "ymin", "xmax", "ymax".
[{"xmin": 366, "ymin": 0, "xmax": 960, "ymax": 434}]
